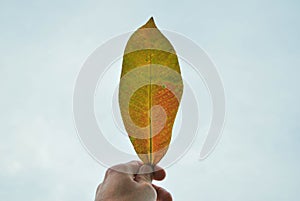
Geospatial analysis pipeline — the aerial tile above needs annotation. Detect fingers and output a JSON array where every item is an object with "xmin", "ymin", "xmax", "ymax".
[
  {"xmin": 107, "ymin": 161, "xmax": 143, "ymax": 177},
  {"xmin": 152, "ymin": 184, "xmax": 173, "ymax": 201},
  {"xmin": 152, "ymin": 166, "xmax": 166, "ymax": 181},
  {"xmin": 106, "ymin": 161, "xmax": 167, "ymax": 183},
  {"xmin": 135, "ymin": 163, "xmax": 167, "ymax": 183},
  {"xmin": 135, "ymin": 164, "xmax": 153, "ymax": 183}
]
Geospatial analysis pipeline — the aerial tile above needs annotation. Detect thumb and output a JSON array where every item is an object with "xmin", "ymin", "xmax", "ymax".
[{"xmin": 135, "ymin": 164, "xmax": 154, "ymax": 183}]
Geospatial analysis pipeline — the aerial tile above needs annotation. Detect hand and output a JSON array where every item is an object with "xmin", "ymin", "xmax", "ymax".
[{"xmin": 95, "ymin": 161, "xmax": 172, "ymax": 201}]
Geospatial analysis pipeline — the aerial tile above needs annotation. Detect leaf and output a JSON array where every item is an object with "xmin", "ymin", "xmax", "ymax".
[{"xmin": 119, "ymin": 17, "xmax": 183, "ymax": 165}]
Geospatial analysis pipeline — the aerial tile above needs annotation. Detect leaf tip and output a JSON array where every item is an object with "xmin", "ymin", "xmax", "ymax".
[{"xmin": 141, "ymin": 17, "xmax": 157, "ymax": 29}]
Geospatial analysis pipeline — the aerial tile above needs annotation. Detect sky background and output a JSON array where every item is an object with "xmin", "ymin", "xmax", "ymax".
[{"xmin": 1, "ymin": 0, "xmax": 300, "ymax": 200}]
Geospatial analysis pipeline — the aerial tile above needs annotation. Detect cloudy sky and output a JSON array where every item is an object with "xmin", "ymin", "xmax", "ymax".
[{"xmin": 1, "ymin": 0, "xmax": 300, "ymax": 200}]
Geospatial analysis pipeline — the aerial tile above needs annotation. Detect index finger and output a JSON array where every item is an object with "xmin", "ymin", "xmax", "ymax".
[{"xmin": 152, "ymin": 165, "xmax": 166, "ymax": 181}]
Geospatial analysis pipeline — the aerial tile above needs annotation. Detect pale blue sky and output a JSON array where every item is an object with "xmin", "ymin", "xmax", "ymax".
[{"xmin": 1, "ymin": 0, "xmax": 300, "ymax": 200}]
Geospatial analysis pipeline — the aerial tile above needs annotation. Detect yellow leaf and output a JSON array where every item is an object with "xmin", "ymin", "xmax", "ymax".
[{"xmin": 119, "ymin": 17, "xmax": 183, "ymax": 165}]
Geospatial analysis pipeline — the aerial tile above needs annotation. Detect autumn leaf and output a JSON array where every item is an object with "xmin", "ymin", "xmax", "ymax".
[{"xmin": 119, "ymin": 17, "xmax": 183, "ymax": 165}]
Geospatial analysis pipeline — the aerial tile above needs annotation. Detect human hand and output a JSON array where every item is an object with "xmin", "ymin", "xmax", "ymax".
[{"xmin": 95, "ymin": 161, "xmax": 172, "ymax": 201}]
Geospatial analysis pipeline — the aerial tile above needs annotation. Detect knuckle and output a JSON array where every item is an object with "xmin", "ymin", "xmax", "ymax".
[
  {"xmin": 96, "ymin": 183, "xmax": 102, "ymax": 193},
  {"xmin": 105, "ymin": 168, "xmax": 115, "ymax": 177},
  {"xmin": 130, "ymin": 160, "xmax": 142, "ymax": 165}
]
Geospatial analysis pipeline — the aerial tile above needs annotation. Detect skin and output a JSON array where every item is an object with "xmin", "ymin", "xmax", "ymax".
[{"xmin": 95, "ymin": 161, "xmax": 172, "ymax": 201}]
